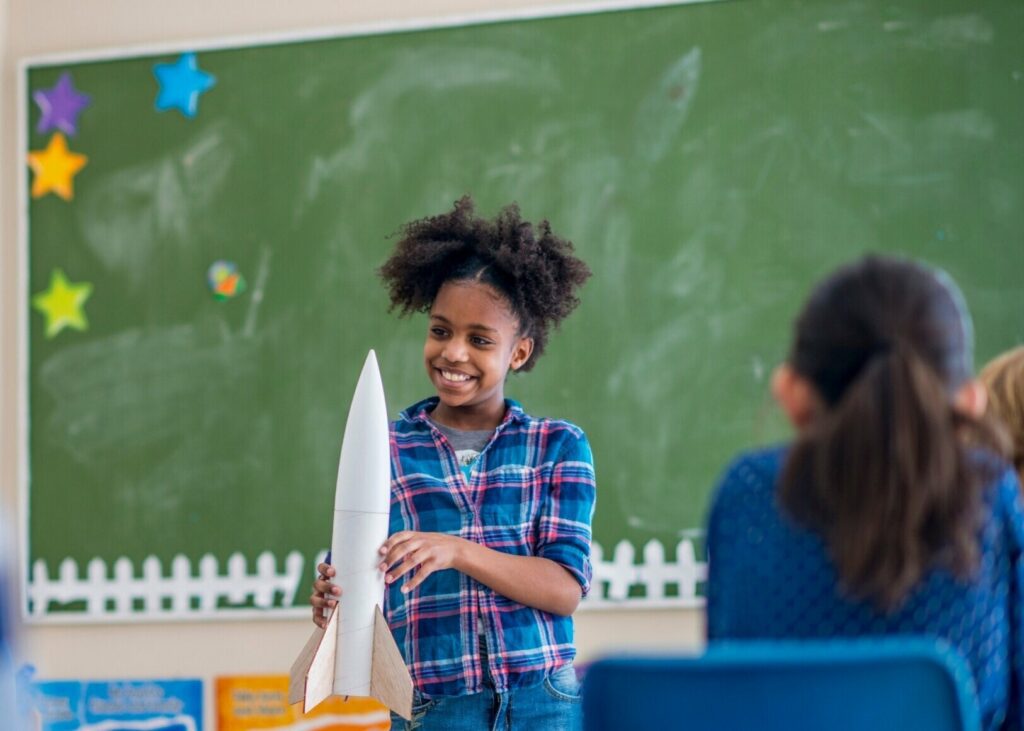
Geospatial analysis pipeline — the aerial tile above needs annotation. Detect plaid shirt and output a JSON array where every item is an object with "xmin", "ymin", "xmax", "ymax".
[{"xmin": 384, "ymin": 397, "xmax": 596, "ymax": 698}]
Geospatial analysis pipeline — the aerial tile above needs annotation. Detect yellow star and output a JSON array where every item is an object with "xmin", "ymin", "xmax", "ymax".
[
  {"xmin": 32, "ymin": 269, "xmax": 93, "ymax": 338},
  {"xmin": 27, "ymin": 132, "xmax": 88, "ymax": 201}
]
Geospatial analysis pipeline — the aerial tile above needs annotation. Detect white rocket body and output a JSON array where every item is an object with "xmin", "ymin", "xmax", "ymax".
[
  {"xmin": 290, "ymin": 350, "xmax": 413, "ymax": 719},
  {"xmin": 330, "ymin": 350, "xmax": 391, "ymax": 696}
]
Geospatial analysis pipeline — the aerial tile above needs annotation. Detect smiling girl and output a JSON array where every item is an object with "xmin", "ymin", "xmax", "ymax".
[{"xmin": 311, "ymin": 196, "xmax": 594, "ymax": 731}]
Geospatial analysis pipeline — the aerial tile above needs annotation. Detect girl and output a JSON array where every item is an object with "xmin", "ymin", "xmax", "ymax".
[
  {"xmin": 706, "ymin": 255, "xmax": 1023, "ymax": 731},
  {"xmin": 981, "ymin": 346, "xmax": 1024, "ymax": 482},
  {"xmin": 311, "ymin": 197, "xmax": 595, "ymax": 731}
]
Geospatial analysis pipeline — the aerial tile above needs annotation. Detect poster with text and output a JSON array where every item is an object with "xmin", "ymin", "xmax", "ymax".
[
  {"xmin": 30, "ymin": 678, "xmax": 202, "ymax": 731},
  {"xmin": 217, "ymin": 675, "xmax": 389, "ymax": 730}
]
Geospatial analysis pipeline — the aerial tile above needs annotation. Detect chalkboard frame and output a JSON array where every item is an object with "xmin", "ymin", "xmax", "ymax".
[
  {"xmin": 17, "ymin": 0, "xmax": 726, "ymax": 623},
  {"xmin": 18, "ymin": 0, "xmax": 1023, "ymax": 623}
]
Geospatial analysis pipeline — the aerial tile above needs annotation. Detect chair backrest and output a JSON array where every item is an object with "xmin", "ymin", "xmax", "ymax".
[
  {"xmin": 0, "ymin": 531, "xmax": 23, "ymax": 731},
  {"xmin": 582, "ymin": 638, "xmax": 980, "ymax": 731}
]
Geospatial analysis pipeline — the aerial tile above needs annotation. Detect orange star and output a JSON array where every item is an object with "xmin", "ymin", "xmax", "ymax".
[{"xmin": 27, "ymin": 132, "xmax": 88, "ymax": 201}]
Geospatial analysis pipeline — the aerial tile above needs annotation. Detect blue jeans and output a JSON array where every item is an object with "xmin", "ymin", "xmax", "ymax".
[{"xmin": 389, "ymin": 664, "xmax": 582, "ymax": 731}]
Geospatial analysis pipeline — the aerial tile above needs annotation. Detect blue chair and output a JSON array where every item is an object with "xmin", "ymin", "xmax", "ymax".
[{"xmin": 583, "ymin": 638, "xmax": 980, "ymax": 731}]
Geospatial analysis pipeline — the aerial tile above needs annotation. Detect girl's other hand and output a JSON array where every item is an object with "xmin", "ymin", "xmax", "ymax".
[
  {"xmin": 310, "ymin": 562, "xmax": 341, "ymax": 629},
  {"xmin": 378, "ymin": 531, "xmax": 465, "ymax": 594}
]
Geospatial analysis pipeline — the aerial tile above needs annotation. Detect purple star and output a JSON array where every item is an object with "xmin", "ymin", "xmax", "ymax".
[{"xmin": 34, "ymin": 72, "xmax": 91, "ymax": 136}]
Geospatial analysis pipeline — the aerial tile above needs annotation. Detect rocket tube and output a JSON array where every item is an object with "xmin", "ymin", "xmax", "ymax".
[{"xmin": 330, "ymin": 350, "xmax": 392, "ymax": 695}]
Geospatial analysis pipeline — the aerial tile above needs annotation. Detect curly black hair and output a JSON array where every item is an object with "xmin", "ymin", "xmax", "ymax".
[{"xmin": 378, "ymin": 196, "xmax": 591, "ymax": 372}]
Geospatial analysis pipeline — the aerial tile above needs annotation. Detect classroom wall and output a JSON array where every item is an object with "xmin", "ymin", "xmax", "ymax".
[{"xmin": 1, "ymin": 0, "xmax": 704, "ymax": 726}]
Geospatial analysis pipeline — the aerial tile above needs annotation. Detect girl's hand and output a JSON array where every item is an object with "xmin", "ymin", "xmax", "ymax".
[
  {"xmin": 379, "ymin": 531, "xmax": 465, "ymax": 593},
  {"xmin": 310, "ymin": 562, "xmax": 341, "ymax": 629}
]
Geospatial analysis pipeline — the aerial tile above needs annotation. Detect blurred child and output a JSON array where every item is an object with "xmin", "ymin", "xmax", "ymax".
[
  {"xmin": 706, "ymin": 255, "xmax": 1023, "ymax": 731},
  {"xmin": 981, "ymin": 345, "xmax": 1024, "ymax": 482}
]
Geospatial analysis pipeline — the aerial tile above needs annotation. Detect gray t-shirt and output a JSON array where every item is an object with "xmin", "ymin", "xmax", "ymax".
[
  {"xmin": 429, "ymin": 419, "xmax": 492, "ymax": 471},
  {"xmin": 429, "ymin": 418, "xmax": 497, "ymax": 640}
]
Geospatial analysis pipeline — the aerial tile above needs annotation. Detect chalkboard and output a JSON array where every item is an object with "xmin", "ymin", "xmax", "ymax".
[{"xmin": 22, "ymin": 0, "xmax": 1024, "ymax": 620}]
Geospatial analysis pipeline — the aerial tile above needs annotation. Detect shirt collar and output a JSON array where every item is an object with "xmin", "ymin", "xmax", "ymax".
[{"xmin": 399, "ymin": 396, "xmax": 527, "ymax": 429}]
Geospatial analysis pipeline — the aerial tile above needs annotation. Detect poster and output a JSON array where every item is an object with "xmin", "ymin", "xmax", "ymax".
[
  {"xmin": 29, "ymin": 678, "xmax": 202, "ymax": 731},
  {"xmin": 216, "ymin": 676, "xmax": 389, "ymax": 731}
]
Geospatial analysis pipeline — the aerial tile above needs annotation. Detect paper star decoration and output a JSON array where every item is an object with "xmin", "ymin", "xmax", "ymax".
[
  {"xmin": 33, "ymin": 72, "xmax": 91, "ymax": 136},
  {"xmin": 27, "ymin": 133, "xmax": 88, "ymax": 201},
  {"xmin": 153, "ymin": 53, "xmax": 216, "ymax": 118},
  {"xmin": 32, "ymin": 269, "xmax": 94, "ymax": 338}
]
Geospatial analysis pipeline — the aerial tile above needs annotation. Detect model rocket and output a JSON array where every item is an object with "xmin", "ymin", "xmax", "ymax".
[{"xmin": 289, "ymin": 350, "xmax": 413, "ymax": 720}]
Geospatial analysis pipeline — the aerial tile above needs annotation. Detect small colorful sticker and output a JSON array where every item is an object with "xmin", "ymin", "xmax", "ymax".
[
  {"xmin": 32, "ymin": 269, "xmax": 93, "ymax": 339},
  {"xmin": 26, "ymin": 133, "xmax": 88, "ymax": 201},
  {"xmin": 153, "ymin": 52, "xmax": 216, "ymax": 118},
  {"xmin": 207, "ymin": 261, "xmax": 246, "ymax": 300},
  {"xmin": 33, "ymin": 72, "xmax": 91, "ymax": 136}
]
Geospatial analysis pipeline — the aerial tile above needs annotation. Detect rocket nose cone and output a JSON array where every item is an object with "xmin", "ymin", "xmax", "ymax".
[
  {"xmin": 334, "ymin": 350, "xmax": 391, "ymax": 515},
  {"xmin": 354, "ymin": 350, "xmax": 384, "ymax": 405}
]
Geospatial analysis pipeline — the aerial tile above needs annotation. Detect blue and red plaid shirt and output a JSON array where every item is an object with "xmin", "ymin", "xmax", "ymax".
[{"xmin": 384, "ymin": 397, "xmax": 596, "ymax": 698}]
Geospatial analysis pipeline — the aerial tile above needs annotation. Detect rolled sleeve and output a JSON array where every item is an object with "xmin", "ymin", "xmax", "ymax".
[{"xmin": 536, "ymin": 430, "xmax": 597, "ymax": 596}]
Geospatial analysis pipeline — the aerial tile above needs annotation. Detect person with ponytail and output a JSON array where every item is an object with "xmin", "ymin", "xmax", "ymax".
[{"xmin": 705, "ymin": 255, "xmax": 1023, "ymax": 731}]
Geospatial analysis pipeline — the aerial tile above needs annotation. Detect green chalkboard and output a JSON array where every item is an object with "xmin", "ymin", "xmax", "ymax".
[{"xmin": 24, "ymin": 0, "xmax": 1024, "ymax": 619}]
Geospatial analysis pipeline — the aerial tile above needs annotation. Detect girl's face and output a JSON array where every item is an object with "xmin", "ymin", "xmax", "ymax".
[{"xmin": 424, "ymin": 280, "xmax": 533, "ymax": 429}]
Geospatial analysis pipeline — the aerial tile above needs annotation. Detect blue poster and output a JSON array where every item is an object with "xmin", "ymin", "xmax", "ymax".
[{"xmin": 29, "ymin": 678, "xmax": 202, "ymax": 731}]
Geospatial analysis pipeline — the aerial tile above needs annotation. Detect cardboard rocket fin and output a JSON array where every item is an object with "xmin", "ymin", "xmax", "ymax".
[
  {"xmin": 370, "ymin": 605, "xmax": 414, "ymax": 720},
  {"xmin": 288, "ymin": 606, "xmax": 339, "ymax": 712},
  {"xmin": 287, "ymin": 625, "xmax": 321, "ymax": 705}
]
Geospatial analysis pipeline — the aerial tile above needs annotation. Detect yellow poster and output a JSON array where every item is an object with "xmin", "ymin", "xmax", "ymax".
[{"xmin": 216, "ymin": 676, "xmax": 391, "ymax": 731}]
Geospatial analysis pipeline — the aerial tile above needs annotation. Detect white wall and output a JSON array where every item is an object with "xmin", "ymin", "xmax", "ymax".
[{"xmin": 1, "ymin": 1, "xmax": 704, "ymax": 727}]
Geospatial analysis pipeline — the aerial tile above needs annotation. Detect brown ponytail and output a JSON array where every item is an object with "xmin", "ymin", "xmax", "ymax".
[{"xmin": 779, "ymin": 256, "xmax": 1005, "ymax": 611}]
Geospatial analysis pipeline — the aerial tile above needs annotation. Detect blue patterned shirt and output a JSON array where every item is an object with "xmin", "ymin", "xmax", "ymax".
[
  {"xmin": 384, "ymin": 397, "xmax": 596, "ymax": 698},
  {"xmin": 707, "ymin": 446, "xmax": 1024, "ymax": 731}
]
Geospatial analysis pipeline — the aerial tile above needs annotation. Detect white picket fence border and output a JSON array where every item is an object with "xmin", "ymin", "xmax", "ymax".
[
  {"xmin": 27, "ymin": 551, "xmax": 306, "ymax": 619},
  {"xmin": 588, "ymin": 538, "xmax": 707, "ymax": 608},
  {"xmin": 25, "ymin": 539, "xmax": 706, "ymax": 621}
]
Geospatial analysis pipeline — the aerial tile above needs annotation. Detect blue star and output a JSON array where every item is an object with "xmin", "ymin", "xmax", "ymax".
[{"xmin": 153, "ymin": 53, "xmax": 216, "ymax": 118}]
